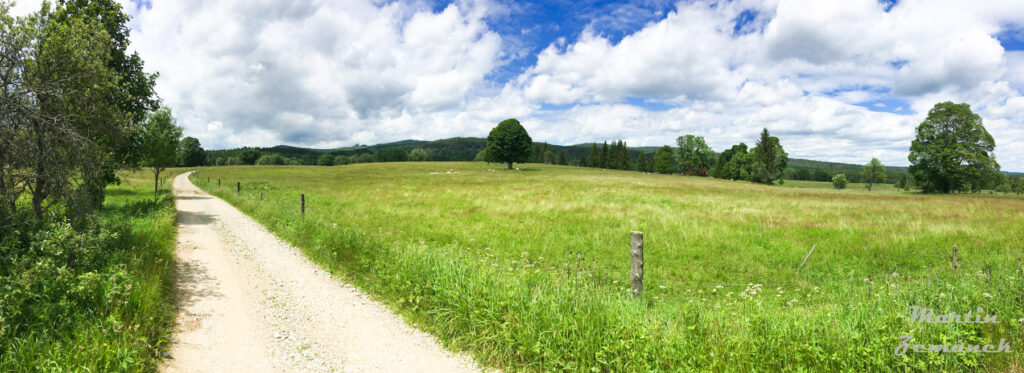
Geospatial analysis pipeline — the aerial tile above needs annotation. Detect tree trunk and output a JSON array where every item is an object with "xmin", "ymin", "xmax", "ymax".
[
  {"xmin": 154, "ymin": 169, "xmax": 160, "ymax": 200},
  {"xmin": 868, "ymin": 181, "xmax": 873, "ymax": 191},
  {"xmin": 507, "ymin": 161, "xmax": 513, "ymax": 170}
]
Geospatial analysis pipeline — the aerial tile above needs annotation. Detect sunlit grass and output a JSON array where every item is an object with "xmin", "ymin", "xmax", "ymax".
[{"xmin": 194, "ymin": 162, "xmax": 1024, "ymax": 371}]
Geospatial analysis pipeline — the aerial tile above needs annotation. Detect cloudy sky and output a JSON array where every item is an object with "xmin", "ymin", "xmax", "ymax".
[{"xmin": 11, "ymin": 0, "xmax": 1024, "ymax": 169}]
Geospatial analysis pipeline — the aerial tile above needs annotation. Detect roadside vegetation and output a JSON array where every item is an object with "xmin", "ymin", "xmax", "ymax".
[
  {"xmin": 195, "ymin": 162, "xmax": 1024, "ymax": 371},
  {"xmin": 0, "ymin": 170, "xmax": 179, "ymax": 371},
  {"xmin": 1, "ymin": 1, "xmax": 183, "ymax": 371}
]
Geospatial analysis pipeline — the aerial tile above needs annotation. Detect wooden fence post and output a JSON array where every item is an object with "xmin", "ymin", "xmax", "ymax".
[
  {"xmin": 236, "ymin": 181, "xmax": 240, "ymax": 194},
  {"xmin": 260, "ymin": 192, "xmax": 263, "ymax": 201},
  {"xmin": 217, "ymin": 179, "xmax": 220, "ymax": 187},
  {"xmin": 300, "ymin": 194, "xmax": 305, "ymax": 215},
  {"xmin": 952, "ymin": 246, "xmax": 958, "ymax": 271},
  {"xmin": 630, "ymin": 231, "xmax": 644, "ymax": 298},
  {"xmin": 797, "ymin": 244, "xmax": 817, "ymax": 273}
]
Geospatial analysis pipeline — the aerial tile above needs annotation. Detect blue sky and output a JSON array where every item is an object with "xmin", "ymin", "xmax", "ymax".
[{"xmin": 10, "ymin": 0, "xmax": 1024, "ymax": 170}]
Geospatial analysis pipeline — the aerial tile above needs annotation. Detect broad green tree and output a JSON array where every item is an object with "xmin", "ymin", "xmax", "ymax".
[
  {"xmin": 862, "ymin": 158, "xmax": 886, "ymax": 191},
  {"xmin": 239, "ymin": 148, "xmax": 261, "ymax": 165},
  {"xmin": 543, "ymin": 150, "xmax": 554, "ymax": 164},
  {"xmin": 908, "ymin": 102, "xmax": 999, "ymax": 193},
  {"xmin": 178, "ymin": 137, "xmax": 205, "ymax": 166},
  {"xmin": 317, "ymin": 153, "xmax": 334, "ymax": 166},
  {"xmin": 485, "ymin": 119, "xmax": 532, "ymax": 169},
  {"xmin": 257, "ymin": 154, "xmax": 287, "ymax": 165},
  {"xmin": 832, "ymin": 173, "xmax": 848, "ymax": 189},
  {"xmin": 676, "ymin": 135, "xmax": 715, "ymax": 176},
  {"xmin": 140, "ymin": 107, "xmax": 181, "ymax": 199},
  {"xmin": 409, "ymin": 148, "xmax": 430, "ymax": 161}
]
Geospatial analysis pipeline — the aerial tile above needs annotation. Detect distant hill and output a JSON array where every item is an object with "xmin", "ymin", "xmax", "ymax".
[{"xmin": 205, "ymin": 136, "xmax": 929, "ymax": 183}]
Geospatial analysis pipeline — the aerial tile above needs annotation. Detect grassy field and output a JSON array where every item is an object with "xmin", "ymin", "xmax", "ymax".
[
  {"xmin": 194, "ymin": 162, "xmax": 1024, "ymax": 371},
  {"xmin": 782, "ymin": 179, "xmax": 899, "ymax": 192},
  {"xmin": 0, "ymin": 170, "xmax": 179, "ymax": 371}
]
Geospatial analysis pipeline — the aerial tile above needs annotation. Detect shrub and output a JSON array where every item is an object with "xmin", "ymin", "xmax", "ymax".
[{"xmin": 832, "ymin": 173, "xmax": 848, "ymax": 189}]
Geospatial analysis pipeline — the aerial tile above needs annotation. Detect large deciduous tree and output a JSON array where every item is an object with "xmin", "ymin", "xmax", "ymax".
[
  {"xmin": 140, "ymin": 107, "xmax": 181, "ymax": 199},
  {"xmin": 2, "ymin": 1, "xmax": 156, "ymax": 223},
  {"xmin": 676, "ymin": 135, "xmax": 714, "ymax": 176},
  {"xmin": 178, "ymin": 136, "xmax": 205, "ymax": 166},
  {"xmin": 485, "ymin": 118, "xmax": 532, "ymax": 169},
  {"xmin": 862, "ymin": 158, "xmax": 886, "ymax": 191},
  {"xmin": 909, "ymin": 102, "xmax": 999, "ymax": 193}
]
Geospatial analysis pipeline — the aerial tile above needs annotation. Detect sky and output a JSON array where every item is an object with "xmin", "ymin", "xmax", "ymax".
[{"xmin": 9, "ymin": 0, "xmax": 1024, "ymax": 170}]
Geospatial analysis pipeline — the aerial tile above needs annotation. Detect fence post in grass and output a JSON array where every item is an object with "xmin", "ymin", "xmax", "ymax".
[
  {"xmin": 260, "ymin": 191, "xmax": 263, "ymax": 201},
  {"xmin": 300, "ymin": 194, "xmax": 305, "ymax": 215},
  {"xmin": 630, "ymin": 231, "xmax": 644, "ymax": 299},
  {"xmin": 797, "ymin": 244, "xmax": 817, "ymax": 273},
  {"xmin": 217, "ymin": 179, "xmax": 221, "ymax": 187},
  {"xmin": 952, "ymin": 246, "xmax": 958, "ymax": 271},
  {"xmin": 236, "ymin": 181, "xmax": 240, "ymax": 194}
]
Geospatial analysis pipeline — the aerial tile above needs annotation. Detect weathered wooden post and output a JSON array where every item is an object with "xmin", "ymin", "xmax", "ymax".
[
  {"xmin": 630, "ymin": 231, "xmax": 644, "ymax": 298},
  {"xmin": 260, "ymin": 192, "xmax": 263, "ymax": 201},
  {"xmin": 952, "ymin": 246, "xmax": 958, "ymax": 271},
  {"xmin": 797, "ymin": 244, "xmax": 817, "ymax": 273},
  {"xmin": 300, "ymin": 194, "xmax": 305, "ymax": 215},
  {"xmin": 217, "ymin": 179, "xmax": 221, "ymax": 187},
  {"xmin": 236, "ymin": 181, "xmax": 240, "ymax": 194}
]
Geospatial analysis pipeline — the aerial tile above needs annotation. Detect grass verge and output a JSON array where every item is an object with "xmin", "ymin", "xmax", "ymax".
[{"xmin": 0, "ymin": 170, "xmax": 179, "ymax": 371}]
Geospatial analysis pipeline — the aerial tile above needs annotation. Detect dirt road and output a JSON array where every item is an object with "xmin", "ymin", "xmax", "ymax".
[{"xmin": 162, "ymin": 172, "xmax": 479, "ymax": 372}]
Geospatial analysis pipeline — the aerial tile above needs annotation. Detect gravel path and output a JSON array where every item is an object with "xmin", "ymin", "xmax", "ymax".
[{"xmin": 161, "ymin": 172, "xmax": 480, "ymax": 373}]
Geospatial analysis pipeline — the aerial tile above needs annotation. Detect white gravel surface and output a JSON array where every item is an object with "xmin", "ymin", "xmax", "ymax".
[{"xmin": 161, "ymin": 172, "xmax": 480, "ymax": 373}]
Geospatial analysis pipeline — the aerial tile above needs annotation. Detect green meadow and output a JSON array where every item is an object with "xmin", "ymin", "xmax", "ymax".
[{"xmin": 194, "ymin": 162, "xmax": 1024, "ymax": 371}]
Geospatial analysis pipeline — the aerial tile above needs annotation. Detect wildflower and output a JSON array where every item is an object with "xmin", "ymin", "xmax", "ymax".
[
  {"xmin": 658, "ymin": 285, "xmax": 666, "ymax": 289},
  {"xmin": 939, "ymin": 293, "xmax": 946, "ymax": 298},
  {"xmin": 982, "ymin": 293, "xmax": 992, "ymax": 298}
]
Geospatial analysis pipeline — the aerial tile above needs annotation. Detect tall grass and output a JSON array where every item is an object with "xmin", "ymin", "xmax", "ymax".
[
  {"xmin": 0, "ymin": 170, "xmax": 179, "ymax": 372},
  {"xmin": 195, "ymin": 163, "xmax": 1023, "ymax": 371}
]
